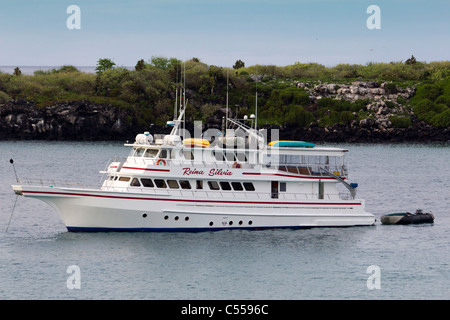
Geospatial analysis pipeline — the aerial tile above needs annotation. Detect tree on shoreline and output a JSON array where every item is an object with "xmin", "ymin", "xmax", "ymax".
[
  {"xmin": 135, "ymin": 59, "xmax": 145, "ymax": 71},
  {"xmin": 13, "ymin": 67, "xmax": 22, "ymax": 76},
  {"xmin": 95, "ymin": 58, "xmax": 116, "ymax": 75},
  {"xmin": 233, "ymin": 59, "xmax": 245, "ymax": 70}
]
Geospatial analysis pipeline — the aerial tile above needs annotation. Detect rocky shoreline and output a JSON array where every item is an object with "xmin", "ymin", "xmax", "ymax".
[
  {"xmin": 285, "ymin": 80, "xmax": 449, "ymax": 142},
  {"xmin": 0, "ymin": 80, "xmax": 449, "ymax": 143},
  {"xmin": 0, "ymin": 100, "xmax": 142, "ymax": 141}
]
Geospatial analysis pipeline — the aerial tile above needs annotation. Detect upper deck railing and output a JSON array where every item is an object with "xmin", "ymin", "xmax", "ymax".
[{"xmin": 104, "ymin": 155, "xmax": 348, "ymax": 179}]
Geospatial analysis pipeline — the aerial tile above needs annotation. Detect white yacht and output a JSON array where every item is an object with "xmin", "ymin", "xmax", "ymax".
[{"xmin": 12, "ymin": 101, "xmax": 375, "ymax": 231}]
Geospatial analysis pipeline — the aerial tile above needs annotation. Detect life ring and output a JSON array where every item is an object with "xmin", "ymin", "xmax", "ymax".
[
  {"xmin": 232, "ymin": 162, "xmax": 241, "ymax": 169},
  {"xmin": 156, "ymin": 159, "xmax": 167, "ymax": 166}
]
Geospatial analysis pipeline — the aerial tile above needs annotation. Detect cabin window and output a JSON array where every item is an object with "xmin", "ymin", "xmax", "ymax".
[
  {"xmin": 302, "ymin": 155, "xmax": 340, "ymax": 165},
  {"xmin": 134, "ymin": 148, "xmax": 145, "ymax": 157},
  {"xmin": 130, "ymin": 178, "xmax": 141, "ymax": 187},
  {"xmin": 231, "ymin": 182, "xmax": 243, "ymax": 191},
  {"xmin": 159, "ymin": 149, "xmax": 168, "ymax": 159},
  {"xmin": 235, "ymin": 152, "xmax": 248, "ymax": 162},
  {"xmin": 141, "ymin": 178, "xmax": 154, "ymax": 188},
  {"xmin": 213, "ymin": 150, "xmax": 225, "ymax": 161},
  {"xmin": 119, "ymin": 177, "xmax": 131, "ymax": 182},
  {"xmin": 179, "ymin": 180, "xmax": 191, "ymax": 189},
  {"xmin": 196, "ymin": 180, "xmax": 203, "ymax": 190},
  {"xmin": 208, "ymin": 181, "xmax": 220, "ymax": 190},
  {"xmin": 183, "ymin": 151, "xmax": 194, "ymax": 160},
  {"xmin": 243, "ymin": 182, "xmax": 255, "ymax": 191},
  {"xmin": 167, "ymin": 180, "xmax": 179, "ymax": 189},
  {"xmin": 154, "ymin": 179, "xmax": 167, "ymax": 188},
  {"xmin": 280, "ymin": 182, "xmax": 286, "ymax": 192},
  {"xmin": 224, "ymin": 152, "xmax": 236, "ymax": 162},
  {"xmin": 279, "ymin": 154, "xmax": 300, "ymax": 164},
  {"xmin": 220, "ymin": 181, "xmax": 232, "ymax": 191},
  {"xmin": 144, "ymin": 149, "xmax": 158, "ymax": 158}
]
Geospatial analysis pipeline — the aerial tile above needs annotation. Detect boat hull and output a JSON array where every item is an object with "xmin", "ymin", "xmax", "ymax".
[{"xmin": 13, "ymin": 185, "xmax": 376, "ymax": 232}]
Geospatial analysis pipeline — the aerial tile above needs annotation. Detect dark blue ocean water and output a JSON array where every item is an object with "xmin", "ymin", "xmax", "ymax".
[{"xmin": 0, "ymin": 141, "xmax": 449, "ymax": 300}]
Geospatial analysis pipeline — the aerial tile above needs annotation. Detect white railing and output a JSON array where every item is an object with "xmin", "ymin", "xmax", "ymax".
[
  {"xmin": 105, "ymin": 156, "xmax": 348, "ymax": 178},
  {"xmin": 17, "ymin": 178, "xmax": 100, "ymax": 190}
]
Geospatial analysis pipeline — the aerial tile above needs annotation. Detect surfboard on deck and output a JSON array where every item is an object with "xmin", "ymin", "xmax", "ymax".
[{"xmin": 269, "ymin": 140, "xmax": 316, "ymax": 148}]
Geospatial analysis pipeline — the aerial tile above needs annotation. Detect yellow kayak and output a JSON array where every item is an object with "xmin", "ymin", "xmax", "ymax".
[{"xmin": 183, "ymin": 138, "xmax": 210, "ymax": 148}]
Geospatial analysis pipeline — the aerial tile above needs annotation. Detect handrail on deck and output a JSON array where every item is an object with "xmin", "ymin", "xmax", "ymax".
[
  {"xmin": 16, "ymin": 177, "xmax": 100, "ymax": 190},
  {"xmin": 104, "ymin": 156, "xmax": 347, "ymax": 178}
]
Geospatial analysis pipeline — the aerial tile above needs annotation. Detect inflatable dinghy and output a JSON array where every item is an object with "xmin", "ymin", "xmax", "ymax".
[{"xmin": 381, "ymin": 209, "xmax": 434, "ymax": 225}]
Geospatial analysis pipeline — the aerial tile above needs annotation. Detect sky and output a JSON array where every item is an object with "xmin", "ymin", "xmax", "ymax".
[{"xmin": 0, "ymin": 0, "xmax": 448, "ymax": 68}]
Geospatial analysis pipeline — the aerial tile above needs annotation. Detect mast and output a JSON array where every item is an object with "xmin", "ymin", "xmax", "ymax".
[
  {"xmin": 255, "ymin": 81, "xmax": 258, "ymax": 131},
  {"xmin": 168, "ymin": 60, "xmax": 187, "ymax": 137},
  {"xmin": 183, "ymin": 62, "xmax": 186, "ymax": 134},
  {"xmin": 226, "ymin": 69, "xmax": 229, "ymax": 134},
  {"xmin": 174, "ymin": 61, "xmax": 179, "ymax": 120}
]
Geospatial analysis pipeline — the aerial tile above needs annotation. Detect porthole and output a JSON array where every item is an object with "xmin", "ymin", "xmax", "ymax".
[
  {"xmin": 185, "ymin": 216, "xmax": 189, "ymax": 221},
  {"xmin": 175, "ymin": 216, "xmax": 179, "ymax": 221},
  {"xmin": 248, "ymin": 220, "xmax": 253, "ymax": 225},
  {"xmin": 239, "ymin": 221, "xmax": 243, "ymax": 225},
  {"xmin": 164, "ymin": 215, "xmax": 169, "ymax": 220},
  {"xmin": 229, "ymin": 221, "xmax": 233, "ymax": 226},
  {"xmin": 209, "ymin": 221, "xmax": 214, "ymax": 226},
  {"xmin": 142, "ymin": 213, "xmax": 147, "ymax": 218}
]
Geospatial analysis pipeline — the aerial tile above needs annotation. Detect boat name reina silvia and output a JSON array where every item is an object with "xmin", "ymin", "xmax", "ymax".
[{"xmin": 182, "ymin": 167, "xmax": 233, "ymax": 176}]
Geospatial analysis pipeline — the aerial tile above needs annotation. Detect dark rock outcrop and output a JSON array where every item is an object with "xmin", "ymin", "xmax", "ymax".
[
  {"xmin": 0, "ymin": 90, "xmax": 449, "ymax": 142},
  {"xmin": 0, "ymin": 100, "xmax": 150, "ymax": 141}
]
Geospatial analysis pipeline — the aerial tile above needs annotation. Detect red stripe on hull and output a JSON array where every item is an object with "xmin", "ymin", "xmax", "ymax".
[
  {"xmin": 121, "ymin": 166, "xmax": 170, "ymax": 172},
  {"xmin": 22, "ymin": 190, "xmax": 361, "ymax": 206},
  {"xmin": 242, "ymin": 172, "xmax": 343, "ymax": 180}
]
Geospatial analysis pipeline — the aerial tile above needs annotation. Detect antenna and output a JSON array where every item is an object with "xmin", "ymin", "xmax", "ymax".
[
  {"xmin": 226, "ymin": 69, "xmax": 229, "ymax": 134},
  {"xmin": 183, "ymin": 62, "xmax": 186, "ymax": 134},
  {"xmin": 174, "ymin": 61, "xmax": 179, "ymax": 120},
  {"xmin": 255, "ymin": 81, "xmax": 258, "ymax": 131}
]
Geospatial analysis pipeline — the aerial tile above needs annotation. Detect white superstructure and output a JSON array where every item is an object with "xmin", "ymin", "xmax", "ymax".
[{"xmin": 12, "ymin": 103, "xmax": 375, "ymax": 232}]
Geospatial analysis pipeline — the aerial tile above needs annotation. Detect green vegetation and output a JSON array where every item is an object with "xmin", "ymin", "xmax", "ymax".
[
  {"xmin": 0, "ymin": 57, "xmax": 449, "ymax": 128},
  {"xmin": 410, "ymin": 76, "xmax": 450, "ymax": 127},
  {"xmin": 314, "ymin": 98, "xmax": 369, "ymax": 127},
  {"xmin": 389, "ymin": 115, "xmax": 412, "ymax": 128},
  {"xmin": 95, "ymin": 58, "xmax": 116, "ymax": 75},
  {"xmin": 239, "ymin": 58, "xmax": 450, "ymax": 84}
]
